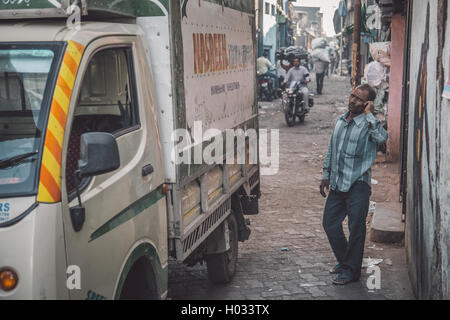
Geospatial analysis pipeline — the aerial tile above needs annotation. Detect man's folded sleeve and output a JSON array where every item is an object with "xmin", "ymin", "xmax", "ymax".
[
  {"xmin": 322, "ymin": 135, "xmax": 332, "ymax": 180},
  {"xmin": 366, "ymin": 113, "xmax": 389, "ymax": 145}
]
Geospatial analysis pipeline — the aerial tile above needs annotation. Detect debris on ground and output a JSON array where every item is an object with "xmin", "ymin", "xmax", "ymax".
[
  {"xmin": 368, "ymin": 244, "xmax": 384, "ymax": 251},
  {"xmin": 362, "ymin": 258, "xmax": 383, "ymax": 268},
  {"xmin": 369, "ymin": 201, "xmax": 377, "ymax": 214}
]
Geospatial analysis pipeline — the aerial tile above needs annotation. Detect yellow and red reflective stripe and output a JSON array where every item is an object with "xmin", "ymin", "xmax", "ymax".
[{"xmin": 37, "ymin": 41, "xmax": 85, "ymax": 203}]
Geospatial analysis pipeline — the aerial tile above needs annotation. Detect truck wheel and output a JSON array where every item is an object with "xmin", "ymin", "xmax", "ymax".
[
  {"xmin": 206, "ymin": 214, "xmax": 238, "ymax": 284},
  {"xmin": 119, "ymin": 258, "xmax": 159, "ymax": 300}
]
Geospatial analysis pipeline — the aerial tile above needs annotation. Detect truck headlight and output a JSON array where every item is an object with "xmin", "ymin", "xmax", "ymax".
[{"xmin": 0, "ymin": 268, "xmax": 18, "ymax": 292}]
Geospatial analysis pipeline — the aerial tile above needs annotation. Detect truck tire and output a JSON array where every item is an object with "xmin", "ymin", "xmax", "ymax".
[
  {"xmin": 206, "ymin": 214, "xmax": 238, "ymax": 284},
  {"xmin": 119, "ymin": 258, "xmax": 159, "ymax": 300}
]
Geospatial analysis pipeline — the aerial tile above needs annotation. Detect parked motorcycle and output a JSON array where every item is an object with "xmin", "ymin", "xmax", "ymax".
[
  {"xmin": 282, "ymin": 81, "xmax": 314, "ymax": 127},
  {"xmin": 258, "ymin": 74, "xmax": 277, "ymax": 101},
  {"xmin": 276, "ymin": 75, "xmax": 286, "ymax": 98}
]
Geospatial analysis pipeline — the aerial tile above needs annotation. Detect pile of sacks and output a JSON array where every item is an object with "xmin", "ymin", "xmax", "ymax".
[
  {"xmin": 364, "ymin": 42, "xmax": 391, "ymax": 89},
  {"xmin": 310, "ymin": 37, "xmax": 331, "ymax": 63},
  {"xmin": 363, "ymin": 42, "xmax": 391, "ymax": 118},
  {"xmin": 283, "ymin": 46, "xmax": 308, "ymax": 63}
]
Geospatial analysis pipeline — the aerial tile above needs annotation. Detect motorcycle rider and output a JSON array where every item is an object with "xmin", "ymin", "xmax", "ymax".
[
  {"xmin": 276, "ymin": 50, "xmax": 291, "ymax": 93},
  {"xmin": 283, "ymin": 57, "xmax": 311, "ymax": 111},
  {"xmin": 257, "ymin": 51, "xmax": 279, "ymax": 90}
]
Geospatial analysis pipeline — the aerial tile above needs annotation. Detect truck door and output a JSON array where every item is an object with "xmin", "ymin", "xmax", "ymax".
[{"xmin": 61, "ymin": 36, "xmax": 167, "ymax": 300}]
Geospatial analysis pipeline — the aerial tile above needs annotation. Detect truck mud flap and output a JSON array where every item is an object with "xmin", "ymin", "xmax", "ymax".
[
  {"xmin": 234, "ymin": 210, "xmax": 251, "ymax": 242},
  {"xmin": 240, "ymin": 183, "xmax": 260, "ymax": 215},
  {"xmin": 231, "ymin": 192, "xmax": 254, "ymax": 242}
]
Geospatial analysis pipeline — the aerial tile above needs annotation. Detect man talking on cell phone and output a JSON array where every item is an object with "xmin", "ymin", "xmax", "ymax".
[{"xmin": 320, "ymin": 84, "xmax": 388, "ymax": 285}]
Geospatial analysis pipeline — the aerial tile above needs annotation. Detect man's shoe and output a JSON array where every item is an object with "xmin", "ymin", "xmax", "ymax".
[
  {"xmin": 332, "ymin": 273, "xmax": 358, "ymax": 285},
  {"xmin": 329, "ymin": 264, "xmax": 341, "ymax": 274}
]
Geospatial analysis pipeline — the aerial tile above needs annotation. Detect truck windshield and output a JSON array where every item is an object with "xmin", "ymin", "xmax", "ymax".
[{"xmin": 0, "ymin": 43, "xmax": 64, "ymax": 198}]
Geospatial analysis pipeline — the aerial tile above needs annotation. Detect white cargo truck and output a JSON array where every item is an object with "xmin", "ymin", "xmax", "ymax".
[{"xmin": 0, "ymin": 0, "xmax": 260, "ymax": 299}]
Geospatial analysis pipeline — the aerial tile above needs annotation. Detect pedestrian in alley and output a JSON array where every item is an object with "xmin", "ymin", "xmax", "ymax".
[
  {"xmin": 319, "ymin": 84, "xmax": 388, "ymax": 285},
  {"xmin": 315, "ymin": 60, "xmax": 328, "ymax": 95}
]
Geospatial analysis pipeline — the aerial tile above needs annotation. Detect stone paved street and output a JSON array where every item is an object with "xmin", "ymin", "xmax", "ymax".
[{"xmin": 168, "ymin": 75, "xmax": 415, "ymax": 300}]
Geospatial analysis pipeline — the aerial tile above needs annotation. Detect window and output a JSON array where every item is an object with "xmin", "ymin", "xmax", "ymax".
[
  {"xmin": 77, "ymin": 48, "xmax": 139, "ymax": 132},
  {"xmin": 66, "ymin": 47, "xmax": 139, "ymax": 194},
  {"xmin": 0, "ymin": 44, "xmax": 63, "ymax": 198},
  {"xmin": 272, "ymin": 4, "xmax": 276, "ymax": 16},
  {"xmin": 265, "ymin": 2, "xmax": 270, "ymax": 15}
]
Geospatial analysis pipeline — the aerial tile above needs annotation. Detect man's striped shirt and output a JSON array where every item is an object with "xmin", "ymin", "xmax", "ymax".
[{"xmin": 322, "ymin": 111, "xmax": 389, "ymax": 192}]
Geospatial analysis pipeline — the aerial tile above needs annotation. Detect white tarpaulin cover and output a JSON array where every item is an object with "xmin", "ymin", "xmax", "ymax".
[{"xmin": 311, "ymin": 47, "xmax": 331, "ymax": 63}]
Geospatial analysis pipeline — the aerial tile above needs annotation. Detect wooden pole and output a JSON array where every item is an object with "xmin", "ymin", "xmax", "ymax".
[
  {"xmin": 339, "ymin": 16, "xmax": 343, "ymax": 76},
  {"xmin": 352, "ymin": 0, "xmax": 361, "ymax": 88}
]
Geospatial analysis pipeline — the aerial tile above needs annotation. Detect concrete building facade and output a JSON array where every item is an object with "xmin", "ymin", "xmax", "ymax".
[
  {"xmin": 262, "ymin": 0, "xmax": 278, "ymax": 62},
  {"xmin": 290, "ymin": 5, "xmax": 323, "ymax": 50}
]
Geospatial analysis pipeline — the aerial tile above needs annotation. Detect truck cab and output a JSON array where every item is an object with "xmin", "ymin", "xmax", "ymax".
[{"xmin": 0, "ymin": 21, "xmax": 168, "ymax": 300}]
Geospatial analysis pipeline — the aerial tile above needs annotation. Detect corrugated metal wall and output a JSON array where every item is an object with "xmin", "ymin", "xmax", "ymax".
[{"xmin": 405, "ymin": 0, "xmax": 450, "ymax": 299}]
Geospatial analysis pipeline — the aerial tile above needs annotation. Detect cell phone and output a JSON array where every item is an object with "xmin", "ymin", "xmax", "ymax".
[{"xmin": 364, "ymin": 101, "xmax": 374, "ymax": 112}]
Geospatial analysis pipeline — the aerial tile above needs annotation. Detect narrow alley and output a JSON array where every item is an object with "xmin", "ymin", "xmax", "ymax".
[
  {"xmin": 168, "ymin": 75, "xmax": 414, "ymax": 300},
  {"xmin": 2, "ymin": 0, "xmax": 450, "ymax": 303}
]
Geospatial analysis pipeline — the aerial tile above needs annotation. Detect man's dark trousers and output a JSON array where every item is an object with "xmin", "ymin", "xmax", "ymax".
[
  {"xmin": 322, "ymin": 181, "xmax": 371, "ymax": 279},
  {"xmin": 316, "ymin": 72, "xmax": 325, "ymax": 94}
]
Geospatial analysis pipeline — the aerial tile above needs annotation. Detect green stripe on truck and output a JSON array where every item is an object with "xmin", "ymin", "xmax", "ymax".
[{"xmin": 89, "ymin": 184, "xmax": 165, "ymax": 242}]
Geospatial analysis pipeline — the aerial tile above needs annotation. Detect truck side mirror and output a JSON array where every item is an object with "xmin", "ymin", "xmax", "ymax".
[
  {"xmin": 70, "ymin": 132, "xmax": 120, "ymax": 232},
  {"xmin": 78, "ymin": 132, "xmax": 120, "ymax": 178}
]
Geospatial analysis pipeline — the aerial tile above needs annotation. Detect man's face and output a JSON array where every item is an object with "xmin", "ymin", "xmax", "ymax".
[
  {"xmin": 348, "ymin": 88, "xmax": 369, "ymax": 114},
  {"xmin": 293, "ymin": 59, "xmax": 300, "ymax": 67}
]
